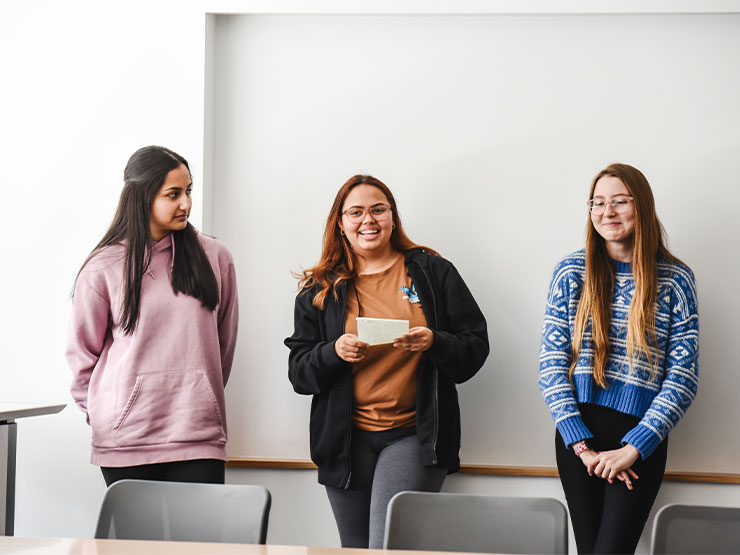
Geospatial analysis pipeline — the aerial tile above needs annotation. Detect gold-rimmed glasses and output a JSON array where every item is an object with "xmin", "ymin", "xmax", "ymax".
[
  {"xmin": 587, "ymin": 195, "xmax": 633, "ymax": 215},
  {"xmin": 341, "ymin": 204, "xmax": 392, "ymax": 223}
]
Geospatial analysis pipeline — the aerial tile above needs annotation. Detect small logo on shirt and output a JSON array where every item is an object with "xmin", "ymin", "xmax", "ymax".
[{"xmin": 400, "ymin": 284, "xmax": 420, "ymax": 304}]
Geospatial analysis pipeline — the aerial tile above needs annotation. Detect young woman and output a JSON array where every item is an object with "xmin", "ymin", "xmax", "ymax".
[
  {"xmin": 67, "ymin": 146, "xmax": 239, "ymax": 486},
  {"xmin": 285, "ymin": 175, "xmax": 489, "ymax": 548},
  {"xmin": 539, "ymin": 163, "xmax": 699, "ymax": 554}
]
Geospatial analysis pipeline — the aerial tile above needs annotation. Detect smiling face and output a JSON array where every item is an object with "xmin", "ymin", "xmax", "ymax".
[
  {"xmin": 590, "ymin": 174, "xmax": 636, "ymax": 257},
  {"xmin": 338, "ymin": 184, "xmax": 395, "ymax": 260},
  {"xmin": 149, "ymin": 164, "xmax": 192, "ymax": 241}
]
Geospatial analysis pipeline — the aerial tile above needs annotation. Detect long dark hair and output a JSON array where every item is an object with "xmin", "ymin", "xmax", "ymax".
[
  {"xmin": 297, "ymin": 174, "xmax": 438, "ymax": 309},
  {"xmin": 74, "ymin": 146, "xmax": 219, "ymax": 334}
]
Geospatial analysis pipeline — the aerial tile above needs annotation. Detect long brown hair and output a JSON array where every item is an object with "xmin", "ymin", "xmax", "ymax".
[
  {"xmin": 570, "ymin": 163, "xmax": 682, "ymax": 386},
  {"xmin": 298, "ymin": 175, "xmax": 438, "ymax": 309}
]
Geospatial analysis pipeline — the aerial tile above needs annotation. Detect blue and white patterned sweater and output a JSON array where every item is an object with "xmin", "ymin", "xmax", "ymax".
[{"xmin": 538, "ymin": 250, "xmax": 699, "ymax": 459}]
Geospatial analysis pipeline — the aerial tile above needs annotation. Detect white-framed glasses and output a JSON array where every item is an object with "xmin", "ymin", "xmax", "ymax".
[
  {"xmin": 587, "ymin": 195, "xmax": 633, "ymax": 215},
  {"xmin": 341, "ymin": 204, "xmax": 392, "ymax": 223}
]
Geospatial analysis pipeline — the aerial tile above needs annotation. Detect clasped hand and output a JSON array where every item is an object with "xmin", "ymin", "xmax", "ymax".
[
  {"xmin": 579, "ymin": 444, "xmax": 640, "ymax": 491},
  {"xmin": 335, "ymin": 327, "xmax": 434, "ymax": 362}
]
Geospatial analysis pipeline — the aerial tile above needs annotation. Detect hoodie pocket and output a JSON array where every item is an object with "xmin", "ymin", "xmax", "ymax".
[{"xmin": 100, "ymin": 370, "xmax": 225, "ymax": 448}]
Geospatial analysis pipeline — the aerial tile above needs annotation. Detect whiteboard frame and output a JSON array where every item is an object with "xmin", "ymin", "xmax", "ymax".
[{"xmin": 200, "ymin": 2, "xmax": 740, "ymax": 475}]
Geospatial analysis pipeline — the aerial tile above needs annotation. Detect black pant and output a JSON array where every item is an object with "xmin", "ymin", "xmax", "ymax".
[
  {"xmin": 100, "ymin": 459, "xmax": 225, "ymax": 487},
  {"xmin": 556, "ymin": 404, "xmax": 667, "ymax": 555}
]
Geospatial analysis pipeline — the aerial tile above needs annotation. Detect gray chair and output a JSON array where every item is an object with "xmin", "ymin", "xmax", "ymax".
[
  {"xmin": 651, "ymin": 503, "xmax": 740, "ymax": 554},
  {"xmin": 95, "ymin": 479, "xmax": 271, "ymax": 544},
  {"xmin": 383, "ymin": 491, "xmax": 568, "ymax": 554}
]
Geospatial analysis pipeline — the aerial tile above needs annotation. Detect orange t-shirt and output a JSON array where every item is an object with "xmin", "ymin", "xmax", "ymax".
[{"xmin": 344, "ymin": 256, "xmax": 428, "ymax": 431}]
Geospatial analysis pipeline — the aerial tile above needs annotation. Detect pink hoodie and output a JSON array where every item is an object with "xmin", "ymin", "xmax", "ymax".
[{"xmin": 66, "ymin": 234, "xmax": 238, "ymax": 467}]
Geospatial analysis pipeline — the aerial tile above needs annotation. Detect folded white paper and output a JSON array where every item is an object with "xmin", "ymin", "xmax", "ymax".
[{"xmin": 356, "ymin": 317, "xmax": 409, "ymax": 346}]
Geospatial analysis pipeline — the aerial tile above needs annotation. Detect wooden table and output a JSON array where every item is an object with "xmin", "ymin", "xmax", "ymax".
[
  {"xmin": 0, "ymin": 403, "xmax": 65, "ymax": 535},
  {"xmin": 0, "ymin": 537, "xmax": 479, "ymax": 554}
]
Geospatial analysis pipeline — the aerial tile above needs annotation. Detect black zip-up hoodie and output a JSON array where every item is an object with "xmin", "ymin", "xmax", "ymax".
[{"xmin": 285, "ymin": 249, "xmax": 489, "ymax": 488}]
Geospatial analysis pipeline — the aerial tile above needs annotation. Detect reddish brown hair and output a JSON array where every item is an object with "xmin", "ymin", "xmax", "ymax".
[
  {"xmin": 298, "ymin": 175, "xmax": 438, "ymax": 309},
  {"xmin": 570, "ymin": 163, "xmax": 682, "ymax": 386}
]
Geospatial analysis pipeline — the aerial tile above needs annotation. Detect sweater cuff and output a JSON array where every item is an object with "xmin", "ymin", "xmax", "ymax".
[
  {"xmin": 621, "ymin": 425, "xmax": 661, "ymax": 460},
  {"xmin": 556, "ymin": 416, "xmax": 594, "ymax": 448}
]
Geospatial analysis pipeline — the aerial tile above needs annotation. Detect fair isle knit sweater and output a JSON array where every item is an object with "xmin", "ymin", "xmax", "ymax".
[{"xmin": 539, "ymin": 250, "xmax": 699, "ymax": 460}]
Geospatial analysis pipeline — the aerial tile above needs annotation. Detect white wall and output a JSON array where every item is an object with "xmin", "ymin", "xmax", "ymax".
[
  {"xmin": 1, "ymin": 0, "xmax": 207, "ymax": 539},
  {"xmin": 2, "ymin": 2, "xmax": 739, "ymax": 553}
]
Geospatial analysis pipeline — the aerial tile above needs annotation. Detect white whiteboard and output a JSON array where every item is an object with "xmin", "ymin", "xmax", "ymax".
[{"xmin": 206, "ymin": 13, "xmax": 740, "ymax": 473}]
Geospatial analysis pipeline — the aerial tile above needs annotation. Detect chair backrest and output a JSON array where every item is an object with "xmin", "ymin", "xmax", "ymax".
[
  {"xmin": 95, "ymin": 480, "xmax": 271, "ymax": 544},
  {"xmin": 651, "ymin": 503, "xmax": 740, "ymax": 555},
  {"xmin": 383, "ymin": 491, "xmax": 567, "ymax": 554}
]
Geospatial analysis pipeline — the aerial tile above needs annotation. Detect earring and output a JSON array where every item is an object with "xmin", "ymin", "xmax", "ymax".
[
  {"xmin": 340, "ymin": 230, "xmax": 345, "ymax": 236},
  {"xmin": 392, "ymin": 224, "xmax": 396, "ymax": 230}
]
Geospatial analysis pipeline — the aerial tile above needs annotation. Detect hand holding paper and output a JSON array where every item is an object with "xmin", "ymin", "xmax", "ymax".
[
  {"xmin": 393, "ymin": 326, "xmax": 435, "ymax": 352},
  {"xmin": 357, "ymin": 317, "xmax": 409, "ymax": 346},
  {"xmin": 335, "ymin": 333, "xmax": 369, "ymax": 362}
]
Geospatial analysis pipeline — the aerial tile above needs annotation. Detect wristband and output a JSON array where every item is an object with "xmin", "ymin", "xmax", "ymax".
[{"xmin": 572, "ymin": 440, "xmax": 589, "ymax": 457}]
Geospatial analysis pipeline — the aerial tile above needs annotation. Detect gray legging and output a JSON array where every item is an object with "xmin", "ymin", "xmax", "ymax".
[{"xmin": 325, "ymin": 427, "xmax": 447, "ymax": 549}]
